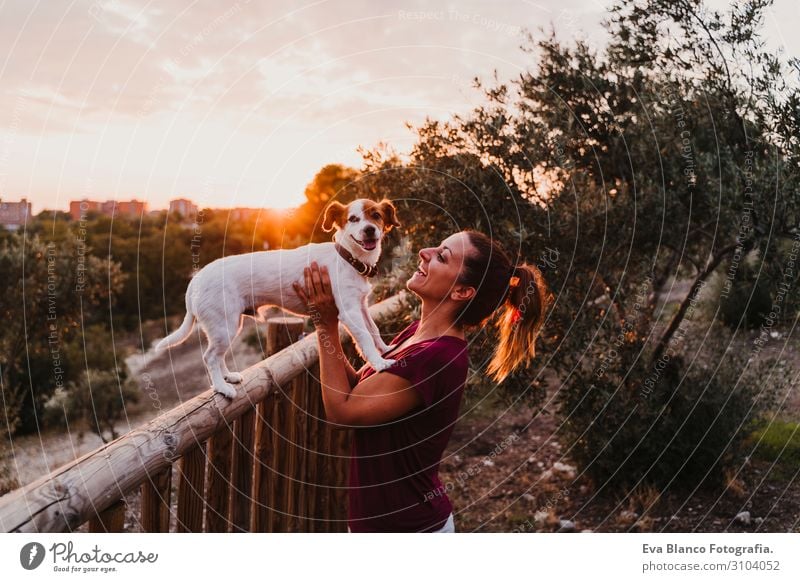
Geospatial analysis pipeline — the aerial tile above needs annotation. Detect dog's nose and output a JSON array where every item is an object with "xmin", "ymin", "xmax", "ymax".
[{"xmin": 364, "ymin": 225, "xmax": 376, "ymax": 237}]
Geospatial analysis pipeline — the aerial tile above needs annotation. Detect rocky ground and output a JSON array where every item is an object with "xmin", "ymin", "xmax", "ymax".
[{"xmin": 439, "ymin": 384, "xmax": 799, "ymax": 533}]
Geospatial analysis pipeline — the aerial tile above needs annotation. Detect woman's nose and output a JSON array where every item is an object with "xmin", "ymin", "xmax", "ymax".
[{"xmin": 419, "ymin": 247, "xmax": 432, "ymax": 261}]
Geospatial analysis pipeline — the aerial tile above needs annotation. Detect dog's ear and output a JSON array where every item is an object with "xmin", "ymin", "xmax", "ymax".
[
  {"xmin": 378, "ymin": 199, "xmax": 401, "ymax": 232},
  {"xmin": 322, "ymin": 201, "xmax": 347, "ymax": 232}
]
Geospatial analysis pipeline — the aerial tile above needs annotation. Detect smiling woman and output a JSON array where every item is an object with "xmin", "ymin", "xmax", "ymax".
[{"xmin": 294, "ymin": 230, "xmax": 552, "ymax": 533}]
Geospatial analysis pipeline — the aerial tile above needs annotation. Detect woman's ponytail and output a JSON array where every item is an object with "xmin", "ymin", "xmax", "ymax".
[
  {"xmin": 485, "ymin": 262, "xmax": 551, "ymax": 383},
  {"xmin": 455, "ymin": 231, "xmax": 552, "ymax": 383}
]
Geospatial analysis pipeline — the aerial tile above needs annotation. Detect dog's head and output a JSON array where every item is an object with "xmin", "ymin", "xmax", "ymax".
[{"xmin": 322, "ymin": 198, "xmax": 401, "ymax": 258}]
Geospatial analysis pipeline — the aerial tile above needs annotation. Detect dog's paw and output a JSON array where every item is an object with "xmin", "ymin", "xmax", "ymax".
[
  {"xmin": 371, "ymin": 357, "xmax": 397, "ymax": 372},
  {"xmin": 213, "ymin": 382, "xmax": 237, "ymax": 399},
  {"xmin": 224, "ymin": 372, "xmax": 244, "ymax": 384}
]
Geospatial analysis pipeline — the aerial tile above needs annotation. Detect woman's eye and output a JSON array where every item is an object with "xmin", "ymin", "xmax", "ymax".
[{"xmin": 437, "ymin": 253, "xmax": 444, "ymax": 261}]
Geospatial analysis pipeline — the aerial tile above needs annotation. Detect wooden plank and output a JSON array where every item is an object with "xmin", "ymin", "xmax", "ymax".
[
  {"xmin": 251, "ymin": 398, "xmax": 274, "ymax": 532},
  {"xmin": 289, "ymin": 371, "xmax": 309, "ymax": 532},
  {"xmin": 304, "ymin": 365, "xmax": 322, "ymax": 532},
  {"xmin": 140, "ymin": 467, "xmax": 171, "ymax": 532},
  {"xmin": 88, "ymin": 499, "xmax": 126, "ymax": 533},
  {"xmin": 331, "ymin": 428, "xmax": 352, "ymax": 532},
  {"xmin": 176, "ymin": 443, "xmax": 206, "ymax": 533},
  {"xmin": 0, "ymin": 292, "xmax": 408, "ymax": 532},
  {"xmin": 230, "ymin": 410, "xmax": 255, "ymax": 532},
  {"xmin": 269, "ymin": 392, "xmax": 286, "ymax": 532},
  {"xmin": 206, "ymin": 426, "xmax": 233, "ymax": 532},
  {"xmin": 266, "ymin": 317, "xmax": 304, "ymax": 533}
]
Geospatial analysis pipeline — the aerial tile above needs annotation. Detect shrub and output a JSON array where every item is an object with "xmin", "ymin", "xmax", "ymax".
[
  {"xmin": 44, "ymin": 368, "xmax": 140, "ymax": 444},
  {"xmin": 718, "ymin": 260, "xmax": 773, "ymax": 329},
  {"xmin": 557, "ymin": 322, "xmax": 789, "ymax": 492}
]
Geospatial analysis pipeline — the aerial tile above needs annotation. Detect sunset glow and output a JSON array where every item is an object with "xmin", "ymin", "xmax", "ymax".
[{"xmin": 0, "ymin": 0, "xmax": 796, "ymax": 213}]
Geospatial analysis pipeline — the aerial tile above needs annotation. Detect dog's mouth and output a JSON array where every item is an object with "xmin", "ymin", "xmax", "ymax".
[{"xmin": 350, "ymin": 234, "xmax": 378, "ymax": 251}]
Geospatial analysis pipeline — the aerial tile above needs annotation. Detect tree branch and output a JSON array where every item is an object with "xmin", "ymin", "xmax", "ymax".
[{"xmin": 649, "ymin": 240, "xmax": 742, "ymax": 366}]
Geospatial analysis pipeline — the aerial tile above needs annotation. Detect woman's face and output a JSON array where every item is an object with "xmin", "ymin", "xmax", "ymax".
[{"xmin": 408, "ymin": 231, "xmax": 476, "ymax": 304}]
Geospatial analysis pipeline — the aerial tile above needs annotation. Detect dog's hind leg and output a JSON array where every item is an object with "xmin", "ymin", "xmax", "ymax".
[
  {"xmin": 220, "ymin": 315, "xmax": 245, "ymax": 384},
  {"xmin": 202, "ymin": 315, "xmax": 242, "ymax": 398}
]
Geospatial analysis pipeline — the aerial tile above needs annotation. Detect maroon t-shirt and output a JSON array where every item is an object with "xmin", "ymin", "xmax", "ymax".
[{"xmin": 348, "ymin": 320, "xmax": 469, "ymax": 532}]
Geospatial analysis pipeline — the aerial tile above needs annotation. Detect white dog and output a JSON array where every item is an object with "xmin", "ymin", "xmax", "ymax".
[{"xmin": 155, "ymin": 198, "xmax": 401, "ymax": 398}]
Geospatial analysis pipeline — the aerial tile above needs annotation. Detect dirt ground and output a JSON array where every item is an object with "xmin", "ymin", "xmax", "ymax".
[
  {"xmin": 439, "ymin": 383, "xmax": 800, "ymax": 533},
  {"xmin": 4, "ymin": 307, "xmax": 798, "ymax": 533}
]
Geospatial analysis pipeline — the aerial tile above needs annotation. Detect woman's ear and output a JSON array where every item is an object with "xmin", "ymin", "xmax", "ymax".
[
  {"xmin": 322, "ymin": 201, "xmax": 347, "ymax": 232},
  {"xmin": 378, "ymin": 199, "xmax": 401, "ymax": 231},
  {"xmin": 451, "ymin": 285, "xmax": 476, "ymax": 303}
]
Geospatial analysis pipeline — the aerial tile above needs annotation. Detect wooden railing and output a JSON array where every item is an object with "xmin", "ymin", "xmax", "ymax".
[{"xmin": 0, "ymin": 292, "xmax": 409, "ymax": 533}]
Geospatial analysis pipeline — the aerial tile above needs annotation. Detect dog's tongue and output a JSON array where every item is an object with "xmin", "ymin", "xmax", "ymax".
[{"xmin": 362, "ymin": 239, "xmax": 377, "ymax": 251}]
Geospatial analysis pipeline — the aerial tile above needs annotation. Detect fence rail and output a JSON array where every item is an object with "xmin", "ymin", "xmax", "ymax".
[{"xmin": 0, "ymin": 291, "xmax": 409, "ymax": 533}]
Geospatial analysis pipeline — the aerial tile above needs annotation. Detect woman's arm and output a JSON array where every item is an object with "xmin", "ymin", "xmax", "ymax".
[
  {"xmin": 342, "ymin": 356, "xmax": 359, "ymax": 389},
  {"xmin": 294, "ymin": 263, "xmax": 422, "ymax": 426}
]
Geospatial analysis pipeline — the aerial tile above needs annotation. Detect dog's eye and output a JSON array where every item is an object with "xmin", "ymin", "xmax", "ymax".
[
  {"xmin": 371, "ymin": 212, "xmax": 381, "ymax": 220},
  {"xmin": 348, "ymin": 216, "xmax": 359, "ymax": 222}
]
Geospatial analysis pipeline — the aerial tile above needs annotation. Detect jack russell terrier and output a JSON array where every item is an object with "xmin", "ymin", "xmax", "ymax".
[{"xmin": 156, "ymin": 198, "xmax": 401, "ymax": 398}]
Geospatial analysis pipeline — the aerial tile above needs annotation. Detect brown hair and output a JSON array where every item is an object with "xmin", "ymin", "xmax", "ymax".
[{"xmin": 455, "ymin": 230, "xmax": 552, "ymax": 383}]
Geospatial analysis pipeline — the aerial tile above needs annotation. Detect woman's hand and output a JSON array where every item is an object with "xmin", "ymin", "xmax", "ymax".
[{"xmin": 292, "ymin": 262, "xmax": 339, "ymax": 331}]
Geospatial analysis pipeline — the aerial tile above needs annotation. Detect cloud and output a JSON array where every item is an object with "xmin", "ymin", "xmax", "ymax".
[{"xmin": 2, "ymin": 0, "xmax": 795, "ymax": 211}]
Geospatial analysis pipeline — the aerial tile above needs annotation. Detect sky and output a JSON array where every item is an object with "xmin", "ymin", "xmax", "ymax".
[{"xmin": 0, "ymin": 0, "xmax": 798, "ymax": 212}]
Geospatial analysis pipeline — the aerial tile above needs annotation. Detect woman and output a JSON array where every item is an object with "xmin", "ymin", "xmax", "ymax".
[{"xmin": 292, "ymin": 229, "xmax": 551, "ymax": 532}]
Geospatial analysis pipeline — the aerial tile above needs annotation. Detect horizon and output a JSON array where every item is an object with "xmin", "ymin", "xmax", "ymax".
[
  {"xmin": 1, "ymin": 0, "xmax": 798, "ymax": 215},
  {"xmin": 17, "ymin": 195, "xmax": 303, "ymax": 215}
]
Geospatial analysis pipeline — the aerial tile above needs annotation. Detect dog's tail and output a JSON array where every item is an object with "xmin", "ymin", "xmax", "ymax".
[{"xmin": 155, "ymin": 294, "xmax": 196, "ymax": 351}]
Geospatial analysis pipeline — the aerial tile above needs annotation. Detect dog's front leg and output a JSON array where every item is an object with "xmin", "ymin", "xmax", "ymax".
[
  {"xmin": 335, "ymin": 296, "xmax": 396, "ymax": 372},
  {"xmin": 361, "ymin": 298, "xmax": 391, "ymax": 354}
]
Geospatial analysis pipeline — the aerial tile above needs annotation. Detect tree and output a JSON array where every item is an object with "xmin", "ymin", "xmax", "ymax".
[
  {"xmin": 0, "ymin": 233, "xmax": 125, "ymax": 437},
  {"xmin": 293, "ymin": 164, "xmax": 361, "ymax": 242},
  {"xmin": 359, "ymin": 0, "xmax": 799, "ymax": 489}
]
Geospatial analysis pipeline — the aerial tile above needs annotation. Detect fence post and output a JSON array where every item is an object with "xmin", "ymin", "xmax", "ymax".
[
  {"xmin": 252, "ymin": 317, "xmax": 305, "ymax": 532},
  {"xmin": 230, "ymin": 410, "xmax": 255, "ymax": 532},
  {"xmin": 88, "ymin": 499, "xmax": 126, "ymax": 532},
  {"xmin": 176, "ymin": 443, "xmax": 206, "ymax": 532},
  {"xmin": 140, "ymin": 467, "xmax": 172, "ymax": 532}
]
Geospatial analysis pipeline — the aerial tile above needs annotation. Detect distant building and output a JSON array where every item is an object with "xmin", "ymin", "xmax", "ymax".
[
  {"xmin": 0, "ymin": 198, "xmax": 32, "ymax": 230},
  {"xmin": 69, "ymin": 199, "xmax": 148, "ymax": 220},
  {"xmin": 169, "ymin": 198, "xmax": 198, "ymax": 218},
  {"xmin": 69, "ymin": 199, "xmax": 102, "ymax": 220},
  {"xmin": 102, "ymin": 199, "xmax": 147, "ymax": 218}
]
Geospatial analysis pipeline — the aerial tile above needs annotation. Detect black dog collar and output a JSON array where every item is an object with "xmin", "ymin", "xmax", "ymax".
[{"xmin": 334, "ymin": 242, "xmax": 379, "ymax": 278}]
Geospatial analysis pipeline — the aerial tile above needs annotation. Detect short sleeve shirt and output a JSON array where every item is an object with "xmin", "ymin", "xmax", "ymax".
[{"xmin": 348, "ymin": 320, "xmax": 469, "ymax": 532}]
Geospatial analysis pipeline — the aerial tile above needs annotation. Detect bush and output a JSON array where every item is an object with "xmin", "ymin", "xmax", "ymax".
[
  {"xmin": 0, "ymin": 438, "xmax": 20, "ymax": 497},
  {"xmin": 557, "ymin": 322, "xmax": 789, "ymax": 493},
  {"xmin": 718, "ymin": 260, "xmax": 773, "ymax": 329},
  {"xmin": 44, "ymin": 368, "xmax": 140, "ymax": 444}
]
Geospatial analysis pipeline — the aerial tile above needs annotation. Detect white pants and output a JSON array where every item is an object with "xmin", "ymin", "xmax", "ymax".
[
  {"xmin": 433, "ymin": 513, "xmax": 455, "ymax": 533},
  {"xmin": 347, "ymin": 513, "xmax": 455, "ymax": 533}
]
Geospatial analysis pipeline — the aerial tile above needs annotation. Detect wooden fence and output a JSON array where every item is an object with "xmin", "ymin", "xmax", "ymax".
[{"xmin": 0, "ymin": 292, "xmax": 408, "ymax": 533}]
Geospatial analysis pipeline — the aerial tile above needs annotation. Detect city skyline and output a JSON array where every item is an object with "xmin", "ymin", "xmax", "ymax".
[{"xmin": 1, "ymin": 0, "xmax": 798, "ymax": 214}]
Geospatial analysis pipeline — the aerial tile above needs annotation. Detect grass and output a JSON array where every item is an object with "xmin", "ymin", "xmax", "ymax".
[{"xmin": 747, "ymin": 420, "xmax": 800, "ymax": 479}]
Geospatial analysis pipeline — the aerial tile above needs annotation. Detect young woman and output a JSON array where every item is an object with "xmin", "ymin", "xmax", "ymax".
[{"xmin": 292, "ymin": 229, "xmax": 551, "ymax": 533}]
